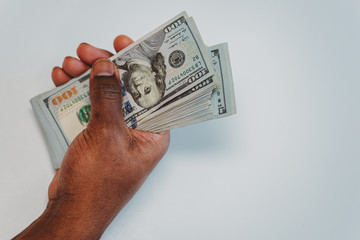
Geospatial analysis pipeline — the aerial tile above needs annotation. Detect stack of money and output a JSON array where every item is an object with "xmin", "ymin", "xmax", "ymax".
[{"xmin": 31, "ymin": 12, "xmax": 236, "ymax": 168}]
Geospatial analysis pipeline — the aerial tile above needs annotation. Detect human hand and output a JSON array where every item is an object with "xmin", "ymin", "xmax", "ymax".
[{"xmin": 13, "ymin": 35, "xmax": 170, "ymax": 240}]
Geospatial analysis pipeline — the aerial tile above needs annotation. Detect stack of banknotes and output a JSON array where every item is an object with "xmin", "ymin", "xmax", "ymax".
[{"xmin": 31, "ymin": 12, "xmax": 236, "ymax": 168}]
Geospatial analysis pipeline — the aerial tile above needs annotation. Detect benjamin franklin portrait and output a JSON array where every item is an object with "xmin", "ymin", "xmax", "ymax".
[{"xmin": 115, "ymin": 30, "xmax": 167, "ymax": 109}]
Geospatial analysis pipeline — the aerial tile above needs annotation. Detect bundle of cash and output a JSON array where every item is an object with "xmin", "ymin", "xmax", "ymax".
[{"xmin": 31, "ymin": 12, "xmax": 236, "ymax": 168}]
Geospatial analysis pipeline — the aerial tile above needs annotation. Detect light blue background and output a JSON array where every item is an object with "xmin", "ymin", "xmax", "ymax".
[{"xmin": 0, "ymin": 0, "xmax": 359, "ymax": 239}]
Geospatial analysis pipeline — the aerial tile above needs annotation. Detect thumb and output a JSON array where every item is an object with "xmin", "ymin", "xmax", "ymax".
[{"xmin": 88, "ymin": 59, "xmax": 126, "ymax": 129}]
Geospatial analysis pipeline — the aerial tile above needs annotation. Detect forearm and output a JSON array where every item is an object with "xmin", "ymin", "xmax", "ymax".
[{"xmin": 12, "ymin": 198, "xmax": 115, "ymax": 240}]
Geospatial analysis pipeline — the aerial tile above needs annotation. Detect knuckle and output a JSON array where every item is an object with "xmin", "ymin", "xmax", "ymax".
[{"xmin": 92, "ymin": 84, "xmax": 122, "ymax": 101}]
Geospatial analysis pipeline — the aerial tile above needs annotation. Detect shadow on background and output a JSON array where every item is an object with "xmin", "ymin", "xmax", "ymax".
[{"xmin": 168, "ymin": 117, "xmax": 240, "ymax": 155}]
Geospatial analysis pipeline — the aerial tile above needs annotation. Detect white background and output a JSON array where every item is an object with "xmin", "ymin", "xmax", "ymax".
[{"xmin": 0, "ymin": 0, "xmax": 359, "ymax": 239}]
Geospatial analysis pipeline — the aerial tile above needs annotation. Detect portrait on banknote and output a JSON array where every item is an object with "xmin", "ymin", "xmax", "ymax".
[{"xmin": 114, "ymin": 30, "xmax": 167, "ymax": 109}]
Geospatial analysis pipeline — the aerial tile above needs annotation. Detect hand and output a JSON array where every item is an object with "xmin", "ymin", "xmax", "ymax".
[{"xmin": 13, "ymin": 35, "xmax": 170, "ymax": 240}]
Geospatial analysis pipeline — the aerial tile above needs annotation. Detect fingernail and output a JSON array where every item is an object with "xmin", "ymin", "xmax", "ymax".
[{"xmin": 92, "ymin": 59, "xmax": 115, "ymax": 76}]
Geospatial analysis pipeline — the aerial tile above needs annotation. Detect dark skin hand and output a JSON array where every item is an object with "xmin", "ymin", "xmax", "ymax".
[{"xmin": 13, "ymin": 35, "xmax": 170, "ymax": 240}]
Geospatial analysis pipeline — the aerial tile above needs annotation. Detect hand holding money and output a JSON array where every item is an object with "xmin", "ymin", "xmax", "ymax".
[{"xmin": 31, "ymin": 12, "xmax": 236, "ymax": 168}]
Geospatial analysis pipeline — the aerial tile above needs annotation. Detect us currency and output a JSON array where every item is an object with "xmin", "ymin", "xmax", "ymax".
[
  {"xmin": 31, "ymin": 12, "xmax": 236, "ymax": 169},
  {"xmin": 31, "ymin": 12, "xmax": 216, "ymax": 168},
  {"xmin": 139, "ymin": 43, "xmax": 236, "ymax": 132}
]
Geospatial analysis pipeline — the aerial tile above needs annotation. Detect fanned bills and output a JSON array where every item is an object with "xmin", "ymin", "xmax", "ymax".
[{"xmin": 30, "ymin": 12, "xmax": 236, "ymax": 168}]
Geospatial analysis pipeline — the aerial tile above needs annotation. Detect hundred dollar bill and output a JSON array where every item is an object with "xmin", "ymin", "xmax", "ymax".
[
  {"xmin": 138, "ymin": 17, "xmax": 236, "ymax": 131},
  {"xmin": 31, "ymin": 12, "xmax": 216, "ymax": 168},
  {"xmin": 138, "ymin": 43, "xmax": 236, "ymax": 132}
]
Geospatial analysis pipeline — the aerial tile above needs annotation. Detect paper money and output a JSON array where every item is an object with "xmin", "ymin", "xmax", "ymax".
[
  {"xmin": 30, "ymin": 12, "xmax": 236, "ymax": 168},
  {"xmin": 138, "ymin": 43, "xmax": 236, "ymax": 132}
]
